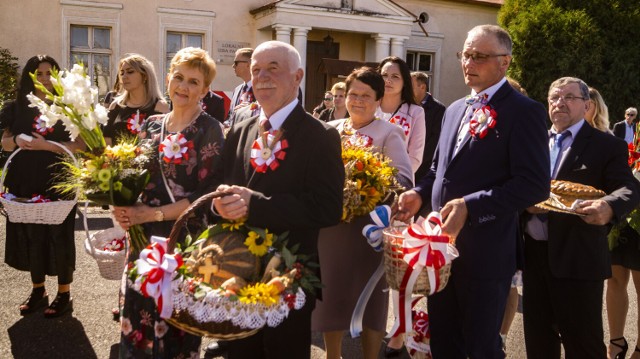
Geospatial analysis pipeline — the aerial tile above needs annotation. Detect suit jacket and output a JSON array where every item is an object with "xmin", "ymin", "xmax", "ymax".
[
  {"xmin": 613, "ymin": 119, "xmax": 635, "ymax": 142},
  {"xmin": 415, "ymin": 81, "xmax": 550, "ymax": 279},
  {"xmin": 415, "ymin": 94, "xmax": 446, "ymax": 181},
  {"xmin": 201, "ymin": 90, "xmax": 225, "ymax": 123},
  {"xmin": 547, "ymin": 123, "xmax": 638, "ymax": 280},
  {"xmin": 221, "ymin": 104, "xmax": 345, "ymax": 258},
  {"xmin": 226, "ymin": 83, "xmax": 246, "ymax": 125}
]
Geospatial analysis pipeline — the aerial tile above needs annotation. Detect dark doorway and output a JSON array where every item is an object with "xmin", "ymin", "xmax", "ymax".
[{"xmin": 305, "ymin": 40, "xmax": 339, "ymax": 112}]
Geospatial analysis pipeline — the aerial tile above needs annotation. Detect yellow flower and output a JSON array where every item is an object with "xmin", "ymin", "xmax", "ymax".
[
  {"xmin": 97, "ymin": 168, "xmax": 112, "ymax": 182},
  {"xmin": 221, "ymin": 219, "xmax": 245, "ymax": 231},
  {"xmin": 98, "ymin": 181, "xmax": 110, "ymax": 191},
  {"xmin": 113, "ymin": 181, "xmax": 123, "ymax": 191},
  {"xmin": 238, "ymin": 283, "xmax": 280, "ymax": 306},
  {"xmin": 244, "ymin": 230, "xmax": 273, "ymax": 257}
]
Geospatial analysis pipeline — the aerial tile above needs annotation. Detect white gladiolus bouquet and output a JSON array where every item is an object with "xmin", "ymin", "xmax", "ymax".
[{"xmin": 27, "ymin": 63, "xmax": 107, "ymax": 151}]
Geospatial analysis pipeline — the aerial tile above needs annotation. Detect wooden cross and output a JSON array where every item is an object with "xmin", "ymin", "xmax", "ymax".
[{"xmin": 198, "ymin": 257, "xmax": 219, "ymax": 284}]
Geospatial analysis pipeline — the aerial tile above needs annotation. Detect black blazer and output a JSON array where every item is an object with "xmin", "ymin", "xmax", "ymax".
[
  {"xmin": 221, "ymin": 104, "xmax": 345, "ymax": 258},
  {"xmin": 415, "ymin": 94, "xmax": 446, "ymax": 181},
  {"xmin": 201, "ymin": 91, "xmax": 225, "ymax": 123},
  {"xmin": 613, "ymin": 119, "xmax": 635, "ymax": 141},
  {"xmin": 547, "ymin": 123, "xmax": 639, "ymax": 280}
]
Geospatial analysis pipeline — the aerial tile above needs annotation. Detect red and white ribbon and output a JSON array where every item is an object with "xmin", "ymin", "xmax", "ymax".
[
  {"xmin": 135, "ymin": 236, "xmax": 183, "ymax": 319},
  {"xmin": 159, "ymin": 133, "xmax": 192, "ymax": 164},
  {"xmin": 468, "ymin": 105, "xmax": 497, "ymax": 139},
  {"xmin": 126, "ymin": 110, "xmax": 146, "ymax": 134},
  {"xmin": 389, "ymin": 212, "xmax": 458, "ymax": 337},
  {"xmin": 389, "ymin": 115, "xmax": 411, "ymax": 136}
]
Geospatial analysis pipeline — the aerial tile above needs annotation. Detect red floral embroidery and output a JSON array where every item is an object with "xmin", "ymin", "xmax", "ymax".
[{"xmin": 389, "ymin": 115, "xmax": 411, "ymax": 136}]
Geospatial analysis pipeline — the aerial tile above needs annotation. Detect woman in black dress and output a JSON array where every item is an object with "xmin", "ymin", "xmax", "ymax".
[
  {"xmin": 113, "ymin": 47, "xmax": 225, "ymax": 359},
  {"xmin": 0, "ymin": 55, "xmax": 84, "ymax": 318},
  {"xmin": 104, "ymin": 54, "xmax": 169, "ymax": 145}
]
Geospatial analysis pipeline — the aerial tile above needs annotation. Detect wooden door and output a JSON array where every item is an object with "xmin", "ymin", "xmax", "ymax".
[{"xmin": 305, "ymin": 40, "xmax": 339, "ymax": 112}]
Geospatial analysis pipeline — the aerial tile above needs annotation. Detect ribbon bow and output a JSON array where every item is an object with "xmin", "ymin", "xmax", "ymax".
[
  {"xmin": 135, "ymin": 236, "xmax": 183, "ymax": 319},
  {"xmin": 465, "ymin": 93, "xmax": 488, "ymax": 107},
  {"xmin": 389, "ymin": 212, "xmax": 458, "ymax": 338},
  {"xmin": 362, "ymin": 205, "xmax": 391, "ymax": 252}
]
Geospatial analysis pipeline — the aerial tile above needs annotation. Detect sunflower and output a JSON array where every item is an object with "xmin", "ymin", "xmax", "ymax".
[
  {"xmin": 222, "ymin": 219, "xmax": 245, "ymax": 231},
  {"xmin": 244, "ymin": 230, "xmax": 273, "ymax": 256},
  {"xmin": 238, "ymin": 283, "xmax": 280, "ymax": 306}
]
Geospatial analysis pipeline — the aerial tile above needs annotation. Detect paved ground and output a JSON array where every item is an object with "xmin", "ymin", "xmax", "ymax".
[{"xmin": 0, "ymin": 206, "xmax": 637, "ymax": 358}]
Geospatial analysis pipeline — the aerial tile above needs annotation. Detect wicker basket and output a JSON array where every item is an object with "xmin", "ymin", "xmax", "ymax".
[
  {"xmin": 159, "ymin": 191, "xmax": 291, "ymax": 340},
  {"xmin": 0, "ymin": 141, "xmax": 78, "ymax": 225},
  {"xmin": 382, "ymin": 225, "xmax": 452, "ymax": 296},
  {"xmin": 80, "ymin": 203, "xmax": 127, "ymax": 280}
]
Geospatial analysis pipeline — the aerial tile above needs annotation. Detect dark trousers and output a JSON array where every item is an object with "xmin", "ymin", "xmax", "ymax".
[
  {"xmin": 523, "ymin": 237, "xmax": 606, "ymax": 359},
  {"xmin": 227, "ymin": 296, "xmax": 314, "ymax": 359},
  {"xmin": 427, "ymin": 271, "xmax": 510, "ymax": 359}
]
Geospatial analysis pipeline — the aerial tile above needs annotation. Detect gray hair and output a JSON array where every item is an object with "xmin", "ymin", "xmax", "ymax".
[
  {"xmin": 627, "ymin": 107, "xmax": 638, "ymax": 115},
  {"xmin": 469, "ymin": 25, "xmax": 513, "ymax": 55},
  {"xmin": 548, "ymin": 77, "xmax": 590, "ymax": 100},
  {"xmin": 253, "ymin": 41, "xmax": 301, "ymax": 73}
]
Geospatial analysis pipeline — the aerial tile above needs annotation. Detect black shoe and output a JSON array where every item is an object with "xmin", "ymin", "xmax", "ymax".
[
  {"xmin": 19, "ymin": 287, "xmax": 48, "ymax": 316},
  {"xmin": 384, "ymin": 343, "xmax": 405, "ymax": 358},
  {"xmin": 44, "ymin": 292, "xmax": 73, "ymax": 318},
  {"xmin": 609, "ymin": 337, "xmax": 628, "ymax": 359},
  {"xmin": 204, "ymin": 340, "xmax": 229, "ymax": 357}
]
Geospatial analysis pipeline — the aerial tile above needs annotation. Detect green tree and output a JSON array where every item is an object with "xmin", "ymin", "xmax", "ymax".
[
  {"xmin": 0, "ymin": 47, "xmax": 19, "ymax": 103},
  {"xmin": 499, "ymin": 0, "xmax": 640, "ymax": 124}
]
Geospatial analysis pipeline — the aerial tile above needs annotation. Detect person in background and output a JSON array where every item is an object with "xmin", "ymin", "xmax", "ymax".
[
  {"xmin": 522, "ymin": 77, "xmax": 638, "ymax": 359},
  {"xmin": 584, "ymin": 87, "xmax": 610, "ymax": 133},
  {"xmin": 225, "ymin": 47, "xmax": 254, "ymax": 127},
  {"xmin": 312, "ymin": 67, "xmax": 413, "ymax": 359},
  {"xmin": 313, "ymin": 90, "xmax": 334, "ymax": 118},
  {"xmin": 200, "ymin": 90, "xmax": 225, "ymax": 124},
  {"xmin": 319, "ymin": 83, "xmax": 349, "ymax": 122},
  {"xmin": 376, "ymin": 56, "xmax": 425, "ymax": 176},
  {"xmin": 396, "ymin": 25, "xmax": 550, "ymax": 358},
  {"xmin": 212, "ymin": 40, "xmax": 344, "ymax": 359},
  {"xmin": 0, "ymin": 55, "xmax": 85, "ymax": 319},
  {"xmin": 411, "ymin": 71, "xmax": 445, "ymax": 182},
  {"xmin": 113, "ymin": 47, "xmax": 224, "ymax": 358},
  {"xmin": 613, "ymin": 107, "xmax": 637, "ymax": 145},
  {"xmin": 104, "ymin": 54, "xmax": 168, "ymax": 145}
]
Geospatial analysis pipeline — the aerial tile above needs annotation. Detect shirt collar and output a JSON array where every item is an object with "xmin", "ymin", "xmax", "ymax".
[
  {"xmin": 552, "ymin": 119, "xmax": 585, "ymax": 138},
  {"xmin": 470, "ymin": 77, "xmax": 507, "ymax": 103},
  {"xmin": 259, "ymin": 98, "xmax": 299, "ymax": 131},
  {"xmin": 421, "ymin": 93, "xmax": 431, "ymax": 105}
]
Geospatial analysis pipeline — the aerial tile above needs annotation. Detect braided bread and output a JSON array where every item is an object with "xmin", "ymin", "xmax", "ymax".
[{"xmin": 537, "ymin": 180, "xmax": 606, "ymax": 212}]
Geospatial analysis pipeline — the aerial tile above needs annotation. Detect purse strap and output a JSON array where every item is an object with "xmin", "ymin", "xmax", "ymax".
[{"xmin": 159, "ymin": 116, "xmax": 176, "ymax": 204}]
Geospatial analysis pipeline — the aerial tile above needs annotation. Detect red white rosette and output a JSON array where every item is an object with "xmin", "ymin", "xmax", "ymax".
[
  {"xmin": 389, "ymin": 115, "xmax": 411, "ymax": 136},
  {"xmin": 346, "ymin": 133, "xmax": 373, "ymax": 148},
  {"xmin": 468, "ymin": 105, "xmax": 497, "ymax": 139},
  {"xmin": 33, "ymin": 115, "xmax": 53, "ymax": 135},
  {"xmin": 159, "ymin": 133, "xmax": 193, "ymax": 164},
  {"xmin": 250, "ymin": 133, "xmax": 288, "ymax": 173},
  {"xmin": 135, "ymin": 236, "xmax": 183, "ymax": 319},
  {"xmin": 126, "ymin": 110, "xmax": 146, "ymax": 134}
]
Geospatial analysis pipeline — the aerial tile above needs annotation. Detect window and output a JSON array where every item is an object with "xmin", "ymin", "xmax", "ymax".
[
  {"xmin": 406, "ymin": 51, "xmax": 434, "ymax": 92},
  {"xmin": 165, "ymin": 32, "xmax": 203, "ymax": 73},
  {"xmin": 70, "ymin": 25, "xmax": 112, "ymax": 98}
]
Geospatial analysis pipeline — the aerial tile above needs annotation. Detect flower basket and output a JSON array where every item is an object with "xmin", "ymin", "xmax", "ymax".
[
  {"xmin": 382, "ymin": 225, "xmax": 453, "ymax": 296},
  {"xmin": 129, "ymin": 191, "xmax": 314, "ymax": 340},
  {"xmin": 0, "ymin": 141, "xmax": 77, "ymax": 225}
]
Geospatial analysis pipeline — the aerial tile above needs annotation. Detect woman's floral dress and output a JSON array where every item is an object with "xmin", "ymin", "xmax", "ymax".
[{"xmin": 119, "ymin": 112, "xmax": 224, "ymax": 359}]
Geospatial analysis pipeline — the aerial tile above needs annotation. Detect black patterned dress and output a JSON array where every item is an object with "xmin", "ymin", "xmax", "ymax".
[
  {"xmin": 119, "ymin": 111, "xmax": 224, "ymax": 359},
  {"xmin": 104, "ymin": 100, "xmax": 162, "ymax": 144},
  {"xmin": 0, "ymin": 100, "xmax": 76, "ymax": 284}
]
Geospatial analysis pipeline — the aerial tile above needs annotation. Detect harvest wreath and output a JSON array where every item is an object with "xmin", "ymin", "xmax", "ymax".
[{"xmin": 127, "ymin": 191, "xmax": 321, "ymax": 339}]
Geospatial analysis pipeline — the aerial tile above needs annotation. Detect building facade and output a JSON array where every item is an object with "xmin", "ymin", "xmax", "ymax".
[{"xmin": 0, "ymin": 0, "xmax": 502, "ymax": 109}]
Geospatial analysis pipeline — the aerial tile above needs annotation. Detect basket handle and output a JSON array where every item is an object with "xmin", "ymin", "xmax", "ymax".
[
  {"xmin": 167, "ymin": 190, "xmax": 230, "ymax": 253},
  {"xmin": 0, "ymin": 140, "xmax": 78, "ymax": 201}
]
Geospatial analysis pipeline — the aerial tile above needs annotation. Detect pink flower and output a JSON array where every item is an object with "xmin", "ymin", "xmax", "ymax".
[
  {"xmin": 121, "ymin": 317, "xmax": 132, "ymax": 335},
  {"xmin": 154, "ymin": 320, "xmax": 169, "ymax": 338}
]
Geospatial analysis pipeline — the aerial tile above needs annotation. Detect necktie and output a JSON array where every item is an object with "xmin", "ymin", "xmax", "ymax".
[{"xmin": 550, "ymin": 131, "xmax": 569, "ymax": 176}]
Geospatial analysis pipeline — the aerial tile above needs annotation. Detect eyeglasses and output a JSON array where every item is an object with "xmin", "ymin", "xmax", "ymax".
[
  {"xmin": 548, "ymin": 95, "xmax": 586, "ymax": 104},
  {"xmin": 626, "ymin": 113, "xmax": 637, "ymax": 117},
  {"xmin": 456, "ymin": 51, "xmax": 509, "ymax": 64},
  {"xmin": 233, "ymin": 60, "xmax": 249, "ymax": 66},
  {"xmin": 324, "ymin": 97, "xmax": 333, "ymax": 101},
  {"xmin": 347, "ymin": 93, "xmax": 375, "ymax": 102}
]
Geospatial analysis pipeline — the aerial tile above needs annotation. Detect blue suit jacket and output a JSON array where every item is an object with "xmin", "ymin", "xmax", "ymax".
[{"xmin": 415, "ymin": 81, "xmax": 550, "ymax": 279}]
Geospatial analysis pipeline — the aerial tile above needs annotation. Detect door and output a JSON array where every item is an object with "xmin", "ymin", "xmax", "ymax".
[{"xmin": 305, "ymin": 40, "xmax": 339, "ymax": 112}]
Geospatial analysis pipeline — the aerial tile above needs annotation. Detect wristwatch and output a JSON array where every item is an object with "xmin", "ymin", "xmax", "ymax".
[{"xmin": 154, "ymin": 209, "xmax": 165, "ymax": 222}]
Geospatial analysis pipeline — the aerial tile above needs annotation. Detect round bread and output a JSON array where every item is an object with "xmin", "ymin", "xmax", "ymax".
[
  {"xmin": 539, "ymin": 180, "xmax": 606, "ymax": 210},
  {"xmin": 187, "ymin": 231, "xmax": 260, "ymax": 287}
]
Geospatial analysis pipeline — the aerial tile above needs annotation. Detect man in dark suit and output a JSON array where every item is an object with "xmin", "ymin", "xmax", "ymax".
[
  {"xmin": 225, "ymin": 47, "xmax": 254, "ymax": 127},
  {"xmin": 522, "ymin": 77, "xmax": 639, "ymax": 358},
  {"xmin": 396, "ymin": 25, "xmax": 550, "ymax": 358},
  {"xmin": 411, "ymin": 71, "xmax": 445, "ymax": 182},
  {"xmin": 212, "ymin": 41, "xmax": 344, "ymax": 359},
  {"xmin": 612, "ymin": 107, "xmax": 637, "ymax": 144}
]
